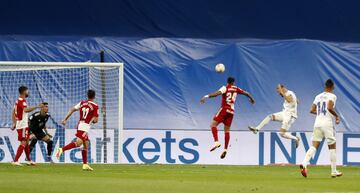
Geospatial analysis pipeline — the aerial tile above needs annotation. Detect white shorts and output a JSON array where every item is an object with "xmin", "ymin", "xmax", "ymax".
[
  {"xmin": 77, "ymin": 121, "xmax": 90, "ymax": 132},
  {"xmin": 272, "ymin": 111, "xmax": 296, "ymax": 130},
  {"xmin": 311, "ymin": 126, "xmax": 336, "ymax": 145}
]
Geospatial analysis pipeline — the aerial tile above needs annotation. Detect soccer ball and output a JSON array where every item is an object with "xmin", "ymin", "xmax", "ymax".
[{"xmin": 215, "ymin": 63, "xmax": 225, "ymax": 73}]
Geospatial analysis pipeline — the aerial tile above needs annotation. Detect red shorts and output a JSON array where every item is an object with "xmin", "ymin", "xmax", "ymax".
[
  {"xmin": 17, "ymin": 128, "xmax": 30, "ymax": 141},
  {"xmin": 213, "ymin": 108, "xmax": 234, "ymax": 127},
  {"xmin": 75, "ymin": 130, "xmax": 89, "ymax": 141}
]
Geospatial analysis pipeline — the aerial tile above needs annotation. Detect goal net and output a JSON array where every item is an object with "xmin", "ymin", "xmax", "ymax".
[{"xmin": 0, "ymin": 61, "xmax": 123, "ymax": 164}]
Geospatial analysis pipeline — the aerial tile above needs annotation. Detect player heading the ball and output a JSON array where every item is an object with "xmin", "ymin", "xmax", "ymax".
[
  {"xmin": 56, "ymin": 89, "xmax": 99, "ymax": 171},
  {"xmin": 200, "ymin": 77, "xmax": 255, "ymax": 159},
  {"xmin": 248, "ymin": 84, "xmax": 300, "ymax": 147}
]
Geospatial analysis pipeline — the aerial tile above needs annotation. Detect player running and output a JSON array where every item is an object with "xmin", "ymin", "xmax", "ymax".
[
  {"xmin": 248, "ymin": 84, "xmax": 300, "ymax": 147},
  {"xmin": 56, "ymin": 90, "xmax": 99, "ymax": 171},
  {"xmin": 28, "ymin": 102, "xmax": 54, "ymax": 163},
  {"xmin": 200, "ymin": 77, "xmax": 255, "ymax": 159},
  {"xmin": 300, "ymin": 79, "xmax": 342, "ymax": 178},
  {"xmin": 11, "ymin": 86, "xmax": 44, "ymax": 166}
]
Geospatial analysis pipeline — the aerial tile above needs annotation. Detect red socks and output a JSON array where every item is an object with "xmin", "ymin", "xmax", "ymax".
[
  {"xmin": 25, "ymin": 145, "xmax": 31, "ymax": 161},
  {"xmin": 211, "ymin": 126, "xmax": 230, "ymax": 150},
  {"xmin": 81, "ymin": 149, "xmax": 88, "ymax": 164},
  {"xmin": 224, "ymin": 132, "xmax": 230, "ymax": 150},
  {"xmin": 63, "ymin": 142, "xmax": 77, "ymax": 151},
  {"xmin": 211, "ymin": 127, "xmax": 218, "ymax": 142},
  {"xmin": 14, "ymin": 144, "xmax": 32, "ymax": 162},
  {"xmin": 14, "ymin": 144, "xmax": 25, "ymax": 162},
  {"xmin": 63, "ymin": 142, "xmax": 87, "ymax": 164}
]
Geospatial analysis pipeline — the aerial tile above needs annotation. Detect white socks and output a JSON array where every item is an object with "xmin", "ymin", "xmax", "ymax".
[
  {"xmin": 279, "ymin": 132, "xmax": 298, "ymax": 140},
  {"xmin": 302, "ymin": 147, "xmax": 337, "ymax": 173},
  {"xmin": 302, "ymin": 146, "xmax": 317, "ymax": 168},
  {"xmin": 256, "ymin": 115, "xmax": 272, "ymax": 130},
  {"xmin": 330, "ymin": 149, "xmax": 337, "ymax": 173}
]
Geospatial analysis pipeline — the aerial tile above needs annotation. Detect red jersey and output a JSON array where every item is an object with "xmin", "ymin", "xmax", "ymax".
[
  {"xmin": 14, "ymin": 97, "xmax": 29, "ymax": 129},
  {"xmin": 74, "ymin": 100, "xmax": 99, "ymax": 132},
  {"xmin": 219, "ymin": 84, "xmax": 246, "ymax": 113}
]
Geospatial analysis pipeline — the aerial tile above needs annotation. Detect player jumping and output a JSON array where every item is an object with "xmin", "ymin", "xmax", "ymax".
[
  {"xmin": 300, "ymin": 79, "xmax": 342, "ymax": 178},
  {"xmin": 56, "ymin": 90, "xmax": 99, "ymax": 171},
  {"xmin": 248, "ymin": 84, "xmax": 300, "ymax": 147},
  {"xmin": 28, "ymin": 102, "xmax": 54, "ymax": 163},
  {"xmin": 11, "ymin": 86, "xmax": 44, "ymax": 166},
  {"xmin": 200, "ymin": 77, "xmax": 255, "ymax": 159}
]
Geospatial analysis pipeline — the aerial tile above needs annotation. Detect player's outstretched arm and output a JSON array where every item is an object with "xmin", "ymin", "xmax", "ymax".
[
  {"xmin": 310, "ymin": 104, "xmax": 317, "ymax": 114},
  {"xmin": 243, "ymin": 92, "xmax": 255, "ymax": 104},
  {"xmin": 45, "ymin": 128, "xmax": 53, "ymax": 138},
  {"xmin": 91, "ymin": 117, "xmax": 99, "ymax": 124},
  {"xmin": 200, "ymin": 91, "xmax": 222, "ymax": 104},
  {"xmin": 24, "ymin": 103, "xmax": 44, "ymax": 113},
  {"xmin": 11, "ymin": 108, "xmax": 16, "ymax": 130},
  {"xmin": 61, "ymin": 107, "xmax": 78, "ymax": 125},
  {"xmin": 328, "ymin": 100, "xmax": 340, "ymax": 124}
]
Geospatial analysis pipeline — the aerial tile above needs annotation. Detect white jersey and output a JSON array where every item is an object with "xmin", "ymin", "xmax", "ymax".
[
  {"xmin": 313, "ymin": 92, "xmax": 337, "ymax": 128},
  {"xmin": 282, "ymin": 90, "xmax": 297, "ymax": 118}
]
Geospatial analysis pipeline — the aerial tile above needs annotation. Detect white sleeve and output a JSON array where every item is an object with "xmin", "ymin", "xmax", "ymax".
[
  {"xmin": 331, "ymin": 95, "xmax": 337, "ymax": 107},
  {"xmin": 313, "ymin": 96, "xmax": 318, "ymax": 105},
  {"xmin": 74, "ymin": 102, "xmax": 81, "ymax": 110},
  {"xmin": 219, "ymin": 86, "xmax": 227, "ymax": 94}
]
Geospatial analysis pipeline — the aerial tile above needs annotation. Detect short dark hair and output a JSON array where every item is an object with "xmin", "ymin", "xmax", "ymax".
[
  {"xmin": 87, "ymin": 89, "xmax": 96, "ymax": 99},
  {"xmin": 227, "ymin": 77, "xmax": 235, "ymax": 84},
  {"xmin": 42, "ymin": 102, "xmax": 48, "ymax": 106},
  {"xmin": 325, "ymin": 79, "xmax": 334, "ymax": 88},
  {"xmin": 18, "ymin": 86, "xmax": 28, "ymax": 94},
  {"xmin": 279, "ymin": 84, "xmax": 285, "ymax": 88}
]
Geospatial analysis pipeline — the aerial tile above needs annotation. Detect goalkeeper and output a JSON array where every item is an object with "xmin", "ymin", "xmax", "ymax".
[{"xmin": 28, "ymin": 102, "xmax": 54, "ymax": 162}]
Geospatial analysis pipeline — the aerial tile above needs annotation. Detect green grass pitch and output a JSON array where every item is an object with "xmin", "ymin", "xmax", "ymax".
[{"xmin": 0, "ymin": 163, "xmax": 359, "ymax": 193}]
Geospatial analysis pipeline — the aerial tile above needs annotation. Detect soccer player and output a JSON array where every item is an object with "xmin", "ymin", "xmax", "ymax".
[
  {"xmin": 11, "ymin": 86, "xmax": 44, "ymax": 166},
  {"xmin": 300, "ymin": 79, "xmax": 342, "ymax": 178},
  {"xmin": 248, "ymin": 84, "xmax": 300, "ymax": 147},
  {"xmin": 28, "ymin": 102, "xmax": 54, "ymax": 162},
  {"xmin": 200, "ymin": 77, "xmax": 255, "ymax": 159},
  {"xmin": 56, "ymin": 90, "xmax": 99, "ymax": 171}
]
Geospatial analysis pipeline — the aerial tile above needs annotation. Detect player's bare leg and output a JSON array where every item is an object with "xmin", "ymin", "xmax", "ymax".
[
  {"xmin": 278, "ymin": 128, "xmax": 300, "ymax": 148},
  {"xmin": 56, "ymin": 138, "xmax": 83, "ymax": 160},
  {"xmin": 210, "ymin": 120, "xmax": 221, "ymax": 152},
  {"xmin": 220, "ymin": 126, "xmax": 230, "ymax": 159},
  {"xmin": 248, "ymin": 114, "xmax": 274, "ymax": 134},
  {"xmin": 300, "ymin": 141, "xmax": 320, "ymax": 177},
  {"xmin": 328, "ymin": 143, "xmax": 342, "ymax": 178},
  {"xmin": 82, "ymin": 140, "xmax": 93, "ymax": 171}
]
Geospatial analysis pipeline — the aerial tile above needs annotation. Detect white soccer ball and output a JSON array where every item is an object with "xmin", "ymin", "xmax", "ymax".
[{"xmin": 215, "ymin": 63, "xmax": 225, "ymax": 73}]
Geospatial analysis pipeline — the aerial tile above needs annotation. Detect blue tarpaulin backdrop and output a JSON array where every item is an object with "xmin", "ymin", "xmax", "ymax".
[
  {"xmin": 1, "ymin": 0, "xmax": 360, "ymax": 42},
  {"xmin": 0, "ymin": 37, "xmax": 359, "ymax": 132}
]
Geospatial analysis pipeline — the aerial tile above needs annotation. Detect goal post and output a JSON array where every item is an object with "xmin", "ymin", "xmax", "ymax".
[{"xmin": 0, "ymin": 61, "xmax": 124, "ymax": 164}]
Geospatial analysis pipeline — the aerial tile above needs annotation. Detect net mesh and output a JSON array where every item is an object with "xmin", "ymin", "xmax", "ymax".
[{"xmin": 0, "ymin": 64, "xmax": 122, "ymax": 163}]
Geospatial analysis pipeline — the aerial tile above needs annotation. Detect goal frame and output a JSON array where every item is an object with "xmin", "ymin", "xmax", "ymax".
[{"xmin": 0, "ymin": 61, "xmax": 124, "ymax": 163}]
